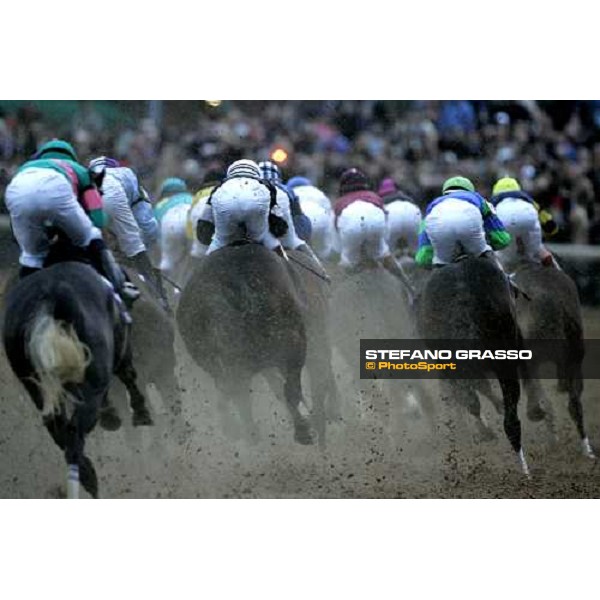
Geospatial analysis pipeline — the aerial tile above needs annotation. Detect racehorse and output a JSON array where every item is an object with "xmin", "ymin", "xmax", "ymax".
[
  {"xmin": 177, "ymin": 242, "xmax": 313, "ymax": 445},
  {"xmin": 329, "ymin": 258, "xmax": 426, "ymax": 430},
  {"xmin": 2, "ymin": 261, "xmax": 153, "ymax": 498},
  {"xmin": 513, "ymin": 261, "xmax": 595, "ymax": 458},
  {"xmin": 277, "ymin": 249, "xmax": 341, "ymax": 448},
  {"xmin": 416, "ymin": 255, "xmax": 529, "ymax": 475}
]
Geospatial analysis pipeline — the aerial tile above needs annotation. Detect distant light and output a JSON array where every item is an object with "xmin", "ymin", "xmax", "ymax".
[
  {"xmin": 271, "ymin": 148, "xmax": 288, "ymax": 164},
  {"xmin": 206, "ymin": 100, "xmax": 222, "ymax": 108}
]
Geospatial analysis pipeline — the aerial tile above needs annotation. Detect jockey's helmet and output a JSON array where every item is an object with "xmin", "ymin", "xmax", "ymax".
[{"xmin": 442, "ymin": 176, "xmax": 475, "ymax": 194}]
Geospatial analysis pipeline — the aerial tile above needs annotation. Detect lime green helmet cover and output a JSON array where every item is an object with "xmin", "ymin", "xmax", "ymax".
[{"xmin": 442, "ymin": 176, "xmax": 475, "ymax": 194}]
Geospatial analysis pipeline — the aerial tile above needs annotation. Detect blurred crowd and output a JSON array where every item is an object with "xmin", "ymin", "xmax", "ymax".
[{"xmin": 2, "ymin": 100, "xmax": 600, "ymax": 244}]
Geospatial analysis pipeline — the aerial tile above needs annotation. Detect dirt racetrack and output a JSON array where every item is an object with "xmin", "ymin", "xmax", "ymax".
[{"xmin": 1, "ymin": 233, "xmax": 600, "ymax": 499}]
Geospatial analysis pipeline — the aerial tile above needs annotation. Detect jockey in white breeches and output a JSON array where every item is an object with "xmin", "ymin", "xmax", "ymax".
[
  {"xmin": 333, "ymin": 168, "xmax": 414, "ymax": 300},
  {"xmin": 89, "ymin": 157, "xmax": 159, "ymax": 258},
  {"xmin": 5, "ymin": 140, "xmax": 140, "ymax": 312},
  {"xmin": 416, "ymin": 176, "xmax": 511, "ymax": 267},
  {"xmin": 153, "ymin": 177, "xmax": 193, "ymax": 287},
  {"xmin": 5, "ymin": 140, "xmax": 104, "ymax": 273},
  {"xmin": 196, "ymin": 159, "xmax": 285, "ymax": 256},
  {"xmin": 259, "ymin": 163, "xmax": 329, "ymax": 279},
  {"xmin": 89, "ymin": 157, "xmax": 168, "ymax": 310},
  {"xmin": 258, "ymin": 161, "xmax": 304, "ymax": 250},
  {"xmin": 377, "ymin": 178, "xmax": 422, "ymax": 256},
  {"xmin": 490, "ymin": 177, "xmax": 560, "ymax": 269},
  {"xmin": 288, "ymin": 176, "xmax": 336, "ymax": 260}
]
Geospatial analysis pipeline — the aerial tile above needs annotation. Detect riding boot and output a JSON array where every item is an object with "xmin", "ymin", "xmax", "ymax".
[
  {"xmin": 87, "ymin": 240, "xmax": 138, "ymax": 321},
  {"xmin": 382, "ymin": 254, "xmax": 416, "ymax": 305},
  {"xmin": 296, "ymin": 243, "xmax": 331, "ymax": 282},
  {"xmin": 131, "ymin": 251, "xmax": 171, "ymax": 313},
  {"xmin": 18, "ymin": 265, "xmax": 41, "ymax": 279}
]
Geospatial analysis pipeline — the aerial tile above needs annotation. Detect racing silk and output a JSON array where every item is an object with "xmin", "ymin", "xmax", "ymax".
[
  {"xmin": 416, "ymin": 190, "xmax": 511, "ymax": 266},
  {"xmin": 186, "ymin": 184, "xmax": 215, "ymax": 240},
  {"xmin": 491, "ymin": 190, "xmax": 558, "ymax": 238},
  {"xmin": 17, "ymin": 157, "xmax": 105, "ymax": 228},
  {"xmin": 382, "ymin": 190, "xmax": 417, "ymax": 206},
  {"xmin": 333, "ymin": 190, "xmax": 385, "ymax": 226},
  {"xmin": 277, "ymin": 182, "xmax": 312, "ymax": 242},
  {"xmin": 154, "ymin": 192, "xmax": 192, "ymax": 223},
  {"xmin": 103, "ymin": 167, "xmax": 158, "ymax": 247}
]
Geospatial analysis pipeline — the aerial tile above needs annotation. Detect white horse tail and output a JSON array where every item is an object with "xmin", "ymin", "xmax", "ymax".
[{"xmin": 28, "ymin": 308, "xmax": 91, "ymax": 417}]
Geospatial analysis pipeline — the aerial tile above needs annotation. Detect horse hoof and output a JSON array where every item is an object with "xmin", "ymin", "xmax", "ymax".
[
  {"xmin": 99, "ymin": 406, "xmax": 122, "ymax": 431},
  {"xmin": 294, "ymin": 423, "xmax": 314, "ymax": 445},
  {"xmin": 527, "ymin": 406, "xmax": 546, "ymax": 423},
  {"xmin": 582, "ymin": 438, "xmax": 596, "ymax": 459},
  {"xmin": 132, "ymin": 409, "xmax": 154, "ymax": 427},
  {"xmin": 79, "ymin": 457, "xmax": 99, "ymax": 499}
]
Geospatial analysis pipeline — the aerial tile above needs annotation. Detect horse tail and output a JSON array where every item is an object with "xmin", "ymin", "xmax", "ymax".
[{"xmin": 28, "ymin": 305, "xmax": 91, "ymax": 417}]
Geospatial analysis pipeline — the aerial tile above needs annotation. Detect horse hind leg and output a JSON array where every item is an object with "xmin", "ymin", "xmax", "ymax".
[
  {"xmin": 283, "ymin": 364, "xmax": 314, "ymax": 445},
  {"xmin": 565, "ymin": 367, "xmax": 595, "ymax": 458},
  {"xmin": 116, "ymin": 361, "xmax": 154, "ymax": 427},
  {"xmin": 64, "ymin": 405, "xmax": 99, "ymax": 499},
  {"xmin": 456, "ymin": 383, "xmax": 496, "ymax": 443},
  {"xmin": 499, "ymin": 376, "xmax": 530, "ymax": 477},
  {"xmin": 98, "ymin": 393, "xmax": 122, "ymax": 431}
]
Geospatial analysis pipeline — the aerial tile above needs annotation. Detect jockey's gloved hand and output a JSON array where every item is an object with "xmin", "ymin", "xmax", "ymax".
[
  {"xmin": 268, "ymin": 213, "xmax": 288, "ymax": 238},
  {"xmin": 196, "ymin": 219, "xmax": 215, "ymax": 245}
]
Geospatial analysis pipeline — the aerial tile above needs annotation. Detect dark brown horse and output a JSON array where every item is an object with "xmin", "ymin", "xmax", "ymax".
[
  {"xmin": 416, "ymin": 256, "xmax": 529, "ymax": 475},
  {"xmin": 513, "ymin": 261, "xmax": 594, "ymax": 458},
  {"xmin": 177, "ymin": 243, "xmax": 313, "ymax": 445}
]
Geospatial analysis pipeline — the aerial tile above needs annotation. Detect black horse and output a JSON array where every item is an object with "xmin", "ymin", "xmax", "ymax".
[
  {"xmin": 513, "ymin": 261, "xmax": 595, "ymax": 458},
  {"xmin": 2, "ymin": 261, "xmax": 153, "ymax": 498},
  {"xmin": 275, "ymin": 249, "xmax": 341, "ymax": 448},
  {"xmin": 416, "ymin": 256, "xmax": 529, "ymax": 475},
  {"xmin": 177, "ymin": 243, "xmax": 313, "ymax": 445}
]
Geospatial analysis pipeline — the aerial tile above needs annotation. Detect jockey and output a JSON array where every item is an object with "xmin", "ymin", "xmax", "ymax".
[
  {"xmin": 195, "ymin": 159, "xmax": 289, "ymax": 257},
  {"xmin": 187, "ymin": 169, "xmax": 224, "ymax": 258},
  {"xmin": 155, "ymin": 177, "xmax": 192, "ymax": 222},
  {"xmin": 259, "ymin": 162, "xmax": 312, "ymax": 243},
  {"xmin": 89, "ymin": 156, "xmax": 168, "ymax": 310},
  {"xmin": 288, "ymin": 176, "xmax": 336, "ymax": 260},
  {"xmin": 490, "ymin": 176, "xmax": 560, "ymax": 269},
  {"xmin": 287, "ymin": 176, "xmax": 332, "ymax": 211},
  {"xmin": 333, "ymin": 168, "xmax": 414, "ymax": 300},
  {"xmin": 378, "ymin": 178, "xmax": 422, "ymax": 256},
  {"xmin": 415, "ymin": 176, "xmax": 511, "ymax": 268},
  {"xmin": 258, "ymin": 161, "xmax": 327, "ymax": 279},
  {"xmin": 154, "ymin": 177, "xmax": 194, "ymax": 286},
  {"xmin": 4, "ymin": 139, "xmax": 138, "ymax": 307}
]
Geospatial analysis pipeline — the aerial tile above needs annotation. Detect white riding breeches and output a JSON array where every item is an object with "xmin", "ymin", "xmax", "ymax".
[
  {"xmin": 294, "ymin": 185, "xmax": 331, "ymax": 211},
  {"xmin": 424, "ymin": 198, "xmax": 490, "ymax": 264},
  {"xmin": 205, "ymin": 177, "xmax": 280, "ymax": 254},
  {"xmin": 336, "ymin": 201, "xmax": 389, "ymax": 267},
  {"xmin": 299, "ymin": 199, "xmax": 336, "ymax": 260},
  {"xmin": 495, "ymin": 198, "xmax": 542, "ymax": 266},
  {"xmin": 159, "ymin": 203, "xmax": 191, "ymax": 279},
  {"xmin": 275, "ymin": 187, "xmax": 304, "ymax": 250},
  {"xmin": 386, "ymin": 200, "xmax": 422, "ymax": 254},
  {"xmin": 101, "ymin": 173, "xmax": 147, "ymax": 258},
  {"xmin": 5, "ymin": 167, "xmax": 101, "ymax": 268}
]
